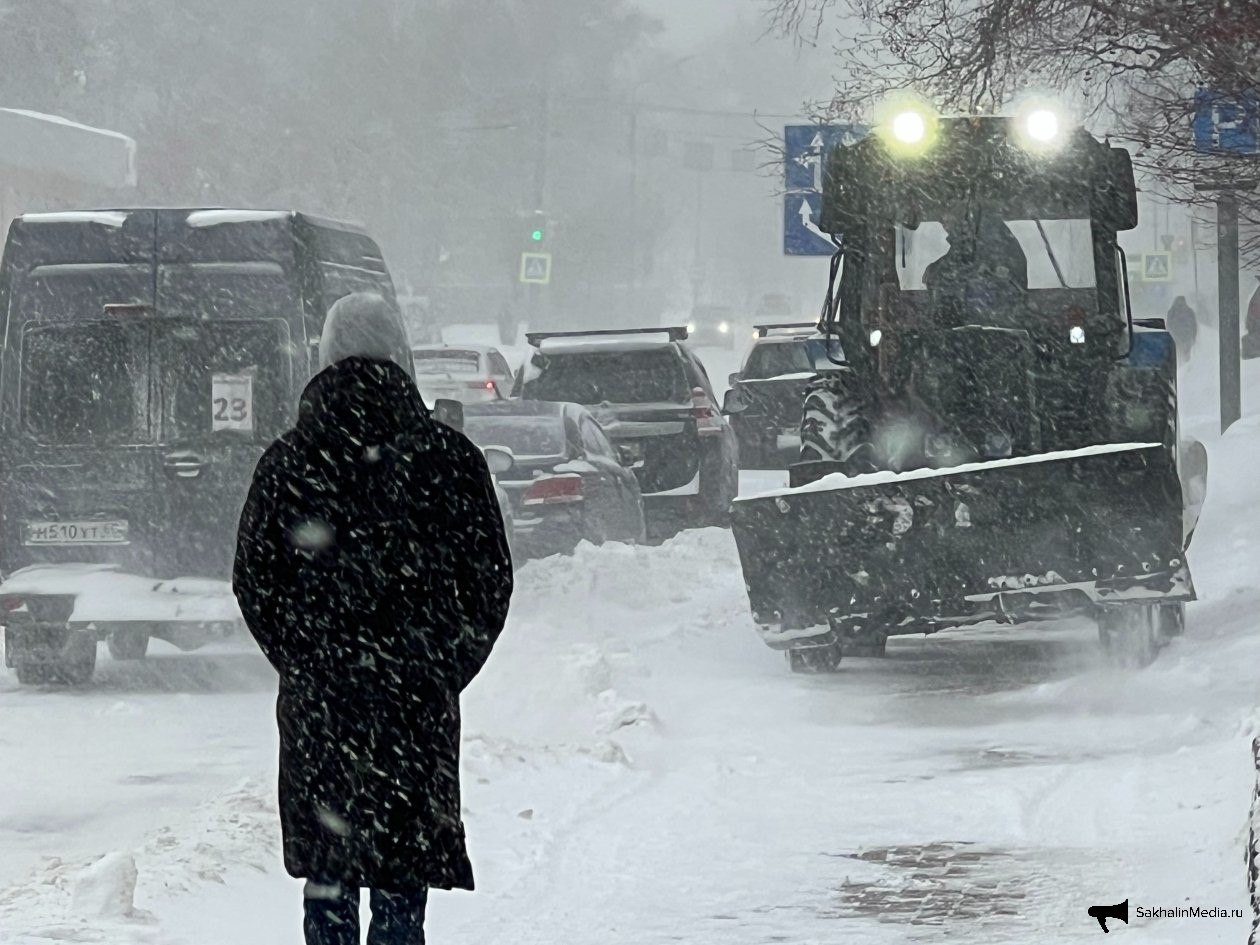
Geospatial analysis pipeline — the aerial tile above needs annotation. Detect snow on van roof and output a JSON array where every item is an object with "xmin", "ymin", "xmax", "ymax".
[
  {"xmin": 186, "ymin": 209, "xmax": 292, "ymax": 228},
  {"xmin": 21, "ymin": 210, "xmax": 129, "ymax": 227}
]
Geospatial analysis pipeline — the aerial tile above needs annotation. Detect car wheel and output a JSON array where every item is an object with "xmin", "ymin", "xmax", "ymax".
[{"xmin": 107, "ymin": 627, "xmax": 150, "ymax": 661}]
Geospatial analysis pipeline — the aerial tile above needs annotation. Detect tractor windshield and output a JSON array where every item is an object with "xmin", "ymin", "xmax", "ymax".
[
  {"xmin": 862, "ymin": 197, "xmax": 1103, "ymax": 334},
  {"xmin": 896, "ymin": 217, "xmax": 1096, "ymax": 291}
]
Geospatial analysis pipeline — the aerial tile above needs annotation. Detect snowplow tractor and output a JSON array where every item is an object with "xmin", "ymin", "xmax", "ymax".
[{"xmin": 731, "ymin": 112, "xmax": 1195, "ymax": 672}]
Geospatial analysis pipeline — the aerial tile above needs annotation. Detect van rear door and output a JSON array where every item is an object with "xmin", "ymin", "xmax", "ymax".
[
  {"xmin": 0, "ymin": 210, "xmax": 164, "ymax": 579},
  {"xmin": 5, "ymin": 316, "xmax": 163, "ymax": 578},
  {"xmin": 153, "ymin": 319, "xmax": 293, "ymax": 578}
]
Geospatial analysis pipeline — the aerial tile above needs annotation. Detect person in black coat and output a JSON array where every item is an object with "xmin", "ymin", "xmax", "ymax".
[
  {"xmin": 233, "ymin": 293, "xmax": 513, "ymax": 945},
  {"xmin": 1166, "ymin": 295, "xmax": 1198, "ymax": 363}
]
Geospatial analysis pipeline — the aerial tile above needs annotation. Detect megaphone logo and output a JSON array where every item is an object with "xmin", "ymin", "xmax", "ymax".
[{"xmin": 1087, "ymin": 899, "xmax": 1129, "ymax": 933}]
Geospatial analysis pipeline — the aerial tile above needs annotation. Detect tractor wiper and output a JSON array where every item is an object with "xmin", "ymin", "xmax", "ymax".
[{"xmin": 1034, "ymin": 219, "xmax": 1069, "ymax": 288}]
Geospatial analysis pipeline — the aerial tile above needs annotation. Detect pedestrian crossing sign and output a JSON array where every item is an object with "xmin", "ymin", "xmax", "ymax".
[
  {"xmin": 519, "ymin": 252, "xmax": 552, "ymax": 285},
  {"xmin": 1142, "ymin": 252, "xmax": 1172, "ymax": 282}
]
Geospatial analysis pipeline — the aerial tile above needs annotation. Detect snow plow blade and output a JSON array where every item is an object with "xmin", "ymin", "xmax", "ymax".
[{"xmin": 731, "ymin": 443, "xmax": 1190, "ymax": 645}]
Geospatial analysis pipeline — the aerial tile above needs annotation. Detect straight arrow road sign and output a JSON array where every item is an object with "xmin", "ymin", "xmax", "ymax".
[{"xmin": 783, "ymin": 123, "xmax": 866, "ymax": 256}]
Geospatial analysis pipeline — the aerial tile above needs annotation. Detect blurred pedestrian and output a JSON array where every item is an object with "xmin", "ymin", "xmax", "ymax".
[
  {"xmin": 1166, "ymin": 296, "xmax": 1198, "ymax": 363},
  {"xmin": 234, "ymin": 293, "xmax": 513, "ymax": 945},
  {"xmin": 1245, "ymin": 277, "xmax": 1260, "ymax": 360}
]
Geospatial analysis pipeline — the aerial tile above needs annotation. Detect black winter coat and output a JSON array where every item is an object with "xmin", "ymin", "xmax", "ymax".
[{"xmin": 233, "ymin": 357, "xmax": 513, "ymax": 890}]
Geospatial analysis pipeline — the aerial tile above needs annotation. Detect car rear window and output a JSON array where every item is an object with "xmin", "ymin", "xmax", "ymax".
[
  {"xmin": 743, "ymin": 341, "xmax": 814, "ymax": 379},
  {"xmin": 523, "ymin": 348, "xmax": 688, "ymax": 404},
  {"xmin": 414, "ymin": 350, "xmax": 482, "ymax": 375},
  {"xmin": 21, "ymin": 321, "xmax": 149, "ymax": 444},
  {"xmin": 465, "ymin": 415, "xmax": 567, "ymax": 457}
]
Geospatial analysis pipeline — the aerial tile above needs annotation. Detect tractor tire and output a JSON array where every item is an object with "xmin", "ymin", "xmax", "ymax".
[{"xmin": 799, "ymin": 370, "xmax": 872, "ymax": 464}]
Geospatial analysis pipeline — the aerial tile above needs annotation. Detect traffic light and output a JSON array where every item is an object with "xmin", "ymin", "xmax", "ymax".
[{"xmin": 530, "ymin": 227, "xmax": 544, "ymax": 242}]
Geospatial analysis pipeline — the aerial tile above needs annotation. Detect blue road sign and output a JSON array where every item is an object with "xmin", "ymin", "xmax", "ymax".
[
  {"xmin": 784, "ymin": 123, "xmax": 865, "ymax": 256},
  {"xmin": 1193, "ymin": 89, "xmax": 1260, "ymax": 155},
  {"xmin": 784, "ymin": 192, "xmax": 835, "ymax": 256}
]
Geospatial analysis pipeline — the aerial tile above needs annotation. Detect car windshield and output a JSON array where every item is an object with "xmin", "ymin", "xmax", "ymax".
[
  {"xmin": 464, "ymin": 415, "xmax": 567, "ymax": 457},
  {"xmin": 21, "ymin": 321, "xmax": 148, "ymax": 444},
  {"xmin": 743, "ymin": 341, "xmax": 815, "ymax": 378},
  {"xmin": 523, "ymin": 348, "xmax": 688, "ymax": 404},
  {"xmin": 413, "ymin": 350, "xmax": 482, "ymax": 375}
]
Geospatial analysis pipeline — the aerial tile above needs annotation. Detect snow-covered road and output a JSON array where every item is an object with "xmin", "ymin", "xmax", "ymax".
[{"xmin": 2, "ymin": 345, "xmax": 1259, "ymax": 943}]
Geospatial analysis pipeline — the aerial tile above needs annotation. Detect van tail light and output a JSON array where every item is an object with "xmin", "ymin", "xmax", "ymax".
[
  {"xmin": 692, "ymin": 386, "xmax": 723, "ymax": 435},
  {"xmin": 522, "ymin": 474, "xmax": 584, "ymax": 506}
]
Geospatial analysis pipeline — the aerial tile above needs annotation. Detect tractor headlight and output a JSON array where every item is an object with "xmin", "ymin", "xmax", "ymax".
[
  {"xmin": 891, "ymin": 110, "xmax": 927, "ymax": 145},
  {"xmin": 875, "ymin": 96, "xmax": 939, "ymax": 156},
  {"xmin": 1012, "ymin": 99, "xmax": 1069, "ymax": 153}
]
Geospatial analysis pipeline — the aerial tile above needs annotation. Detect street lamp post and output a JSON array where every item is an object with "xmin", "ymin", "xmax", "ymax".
[{"xmin": 627, "ymin": 56, "xmax": 695, "ymax": 303}]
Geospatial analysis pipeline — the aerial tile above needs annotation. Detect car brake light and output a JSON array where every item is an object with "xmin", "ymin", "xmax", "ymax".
[
  {"xmin": 692, "ymin": 386, "xmax": 722, "ymax": 435},
  {"xmin": 522, "ymin": 474, "xmax": 584, "ymax": 506},
  {"xmin": 1, "ymin": 596, "xmax": 23, "ymax": 612},
  {"xmin": 468, "ymin": 379, "xmax": 499, "ymax": 394}
]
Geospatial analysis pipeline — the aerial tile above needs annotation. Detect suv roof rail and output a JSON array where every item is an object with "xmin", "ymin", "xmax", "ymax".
[
  {"xmin": 526, "ymin": 326, "xmax": 689, "ymax": 346},
  {"xmin": 754, "ymin": 322, "xmax": 817, "ymax": 338}
]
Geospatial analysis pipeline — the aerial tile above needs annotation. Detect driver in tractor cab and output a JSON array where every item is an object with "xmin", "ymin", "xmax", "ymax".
[{"xmin": 922, "ymin": 205, "xmax": 1028, "ymax": 325}]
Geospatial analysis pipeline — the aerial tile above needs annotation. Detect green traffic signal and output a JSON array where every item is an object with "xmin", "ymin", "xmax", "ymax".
[{"xmin": 531, "ymin": 229, "xmax": 544, "ymax": 242}]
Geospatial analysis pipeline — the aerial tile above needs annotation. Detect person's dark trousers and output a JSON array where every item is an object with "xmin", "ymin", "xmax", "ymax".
[{"xmin": 304, "ymin": 881, "xmax": 429, "ymax": 945}]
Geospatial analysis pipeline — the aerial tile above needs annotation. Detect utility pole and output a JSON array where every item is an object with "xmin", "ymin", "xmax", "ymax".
[
  {"xmin": 1217, "ymin": 190, "xmax": 1241, "ymax": 432},
  {"xmin": 520, "ymin": 71, "xmax": 552, "ymax": 338},
  {"xmin": 1197, "ymin": 180, "xmax": 1250, "ymax": 432},
  {"xmin": 628, "ymin": 86, "xmax": 639, "ymax": 300}
]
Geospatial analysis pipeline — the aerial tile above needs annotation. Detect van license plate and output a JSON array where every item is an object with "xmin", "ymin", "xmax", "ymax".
[{"xmin": 24, "ymin": 520, "xmax": 130, "ymax": 546}]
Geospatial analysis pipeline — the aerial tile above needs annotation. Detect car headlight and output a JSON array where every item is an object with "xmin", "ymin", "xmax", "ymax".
[
  {"xmin": 686, "ymin": 322, "xmax": 697, "ymax": 334},
  {"xmin": 718, "ymin": 321, "xmax": 730, "ymax": 334}
]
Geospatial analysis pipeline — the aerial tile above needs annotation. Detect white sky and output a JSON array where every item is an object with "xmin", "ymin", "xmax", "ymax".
[{"xmin": 637, "ymin": 0, "xmax": 756, "ymax": 48}]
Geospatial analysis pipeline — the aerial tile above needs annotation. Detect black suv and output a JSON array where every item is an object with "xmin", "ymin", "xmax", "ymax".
[
  {"xmin": 724, "ymin": 323, "xmax": 838, "ymax": 469},
  {"xmin": 0, "ymin": 208, "xmax": 403, "ymax": 684},
  {"xmin": 516, "ymin": 328, "xmax": 738, "ymax": 535}
]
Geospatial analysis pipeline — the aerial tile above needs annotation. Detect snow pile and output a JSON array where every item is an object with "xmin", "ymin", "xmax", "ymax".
[
  {"xmin": 463, "ymin": 528, "xmax": 748, "ymax": 756},
  {"xmin": 0, "ymin": 780, "xmax": 276, "ymax": 942},
  {"xmin": 70, "ymin": 852, "xmax": 138, "ymax": 919}
]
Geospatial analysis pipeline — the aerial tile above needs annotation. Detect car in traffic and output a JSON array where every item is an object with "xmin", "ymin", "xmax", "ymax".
[
  {"xmin": 515, "ymin": 327, "xmax": 739, "ymax": 536},
  {"xmin": 687, "ymin": 304, "xmax": 738, "ymax": 348},
  {"xmin": 464, "ymin": 400, "xmax": 645, "ymax": 558},
  {"xmin": 724, "ymin": 323, "xmax": 839, "ymax": 468},
  {"xmin": 412, "ymin": 343, "xmax": 514, "ymax": 405}
]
